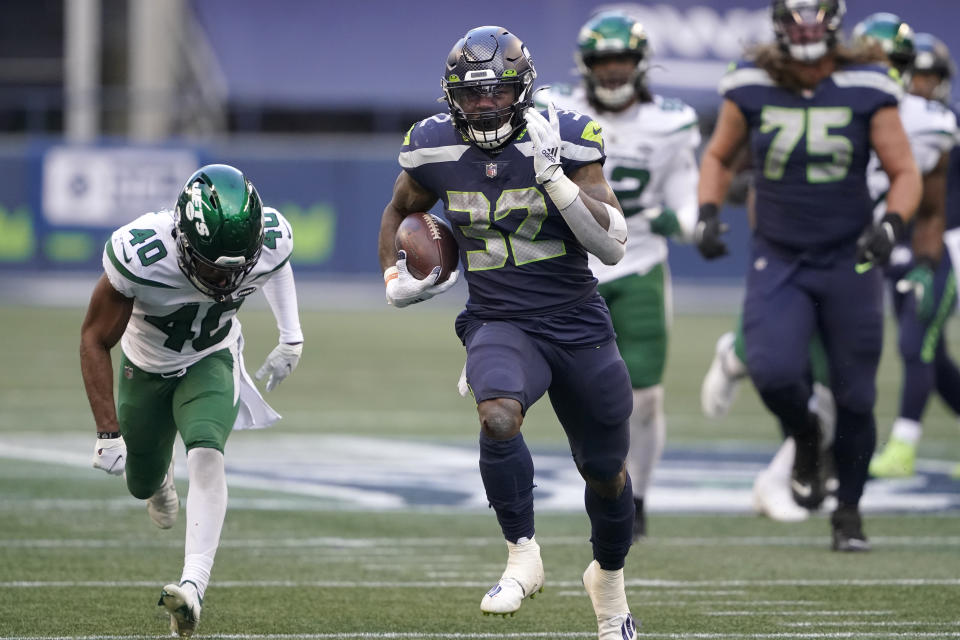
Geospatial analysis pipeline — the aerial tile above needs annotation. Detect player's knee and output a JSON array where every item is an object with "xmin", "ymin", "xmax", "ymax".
[
  {"xmin": 579, "ymin": 462, "xmax": 627, "ymax": 500},
  {"xmin": 478, "ymin": 398, "xmax": 523, "ymax": 440}
]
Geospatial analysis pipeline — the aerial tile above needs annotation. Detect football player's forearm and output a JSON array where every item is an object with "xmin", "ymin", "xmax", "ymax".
[
  {"xmin": 912, "ymin": 156, "xmax": 949, "ymax": 262},
  {"xmin": 79, "ymin": 340, "xmax": 120, "ymax": 434},
  {"xmin": 378, "ymin": 205, "xmax": 405, "ymax": 271},
  {"xmin": 557, "ymin": 189, "xmax": 626, "ymax": 265},
  {"xmin": 663, "ymin": 160, "xmax": 700, "ymax": 241},
  {"xmin": 698, "ymin": 152, "xmax": 734, "ymax": 207},
  {"xmin": 885, "ymin": 166, "xmax": 922, "ymax": 226}
]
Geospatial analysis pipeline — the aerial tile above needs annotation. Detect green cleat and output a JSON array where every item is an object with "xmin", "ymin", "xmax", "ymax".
[{"xmin": 869, "ymin": 437, "xmax": 917, "ymax": 478}]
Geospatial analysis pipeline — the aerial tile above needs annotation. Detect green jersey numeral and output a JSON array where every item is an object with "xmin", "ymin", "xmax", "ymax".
[
  {"xmin": 144, "ymin": 299, "xmax": 244, "ymax": 352},
  {"xmin": 128, "ymin": 228, "xmax": 168, "ymax": 266},
  {"xmin": 609, "ymin": 166, "xmax": 651, "ymax": 217}
]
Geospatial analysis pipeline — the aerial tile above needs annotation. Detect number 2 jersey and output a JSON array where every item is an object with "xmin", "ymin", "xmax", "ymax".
[
  {"xmin": 537, "ymin": 86, "xmax": 700, "ymax": 283},
  {"xmin": 399, "ymin": 110, "xmax": 608, "ymax": 319},
  {"xmin": 720, "ymin": 60, "xmax": 902, "ymax": 251},
  {"xmin": 102, "ymin": 208, "xmax": 294, "ymax": 373}
]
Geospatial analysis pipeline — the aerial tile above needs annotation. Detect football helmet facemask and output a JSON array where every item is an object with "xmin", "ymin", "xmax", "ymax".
[
  {"xmin": 576, "ymin": 11, "xmax": 650, "ymax": 110},
  {"xmin": 174, "ymin": 164, "xmax": 264, "ymax": 301},
  {"xmin": 771, "ymin": 0, "xmax": 846, "ymax": 63},
  {"xmin": 912, "ymin": 33, "xmax": 955, "ymax": 103},
  {"xmin": 852, "ymin": 13, "xmax": 916, "ymax": 78},
  {"xmin": 442, "ymin": 26, "xmax": 537, "ymax": 151}
]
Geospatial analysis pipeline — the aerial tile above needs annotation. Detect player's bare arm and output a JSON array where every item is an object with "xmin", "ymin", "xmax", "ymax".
[
  {"xmin": 871, "ymin": 105, "xmax": 922, "ymax": 225},
  {"xmin": 79, "ymin": 274, "xmax": 134, "ymax": 434},
  {"xmin": 377, "ymin": 171, "xmax": 438, "ymax": 272},
  {"xmin": 912, "ymin": 151, "xmax": 949, "ymax": 262},
  {"xmin": 698, "ymin": 99, "xmax": 748, "ymax": 207}
]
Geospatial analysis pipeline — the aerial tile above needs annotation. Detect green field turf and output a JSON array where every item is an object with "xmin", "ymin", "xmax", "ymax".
[{"xmin": 0, "ymin": 305, "xmax": 959, "ymax": 638}]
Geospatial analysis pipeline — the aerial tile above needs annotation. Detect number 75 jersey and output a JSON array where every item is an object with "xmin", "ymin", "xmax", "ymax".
[
  {"xmin": 720, "ymin": 60, "xmax": 902, "ymax": 249},
  {"xmin": 102, "ymin": 208, "xmax": 293, "ymax": 373}
]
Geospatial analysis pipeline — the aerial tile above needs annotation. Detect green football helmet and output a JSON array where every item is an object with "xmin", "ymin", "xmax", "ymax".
[
  {"xmin": 576, "ymin": 11, "xmax": 650, "ymax": 110},
  {"xmin": 174, "ymin": 164, "xmax": 264, "ymax": 301},
  {"xmin": 852, "ymin": 12, "xmax": 916, "ymax": 75}
]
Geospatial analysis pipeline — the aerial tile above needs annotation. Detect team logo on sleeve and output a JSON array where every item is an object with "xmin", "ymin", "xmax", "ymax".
[{"xmin": 485, "ymin": 162, "xmax": 498, "ymax": 178}]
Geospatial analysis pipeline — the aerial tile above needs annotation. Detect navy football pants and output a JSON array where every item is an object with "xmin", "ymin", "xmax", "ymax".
[{"xmin": 743, "ymin": 237, "xmax": 883, "ymax": 506}]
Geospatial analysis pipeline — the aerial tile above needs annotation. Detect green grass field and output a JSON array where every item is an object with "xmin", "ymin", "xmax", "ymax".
[{"xmin": 1, "ymin": 305, "xmax": 959, "ymax": 638}]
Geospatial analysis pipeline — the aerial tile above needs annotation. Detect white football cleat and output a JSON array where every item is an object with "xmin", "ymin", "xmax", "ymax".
[
  {"xmin": 753, "ymin": 470, "xmax": 809, "ymax": 522},
  {"xmin": 480, "ymin": 536, "xmax": 544, "ymax": 617},
  {"xmin": 701, "ymin": 331, "xmax": 746, "ymax": 419},
  {"xmin": 147, "ymin": 460, "xmax": 179, "ymax": 529},
  {"xmin": 159, "ymin": 581, "xmax": 201, "ymax": 637},
  {"xmin": 582, "ymin": 560, "xmax": 638, "ymax": 640}
]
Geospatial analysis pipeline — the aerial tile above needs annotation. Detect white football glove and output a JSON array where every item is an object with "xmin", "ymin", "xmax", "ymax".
[
  {"xmin": 255, "ymin": 342, "xmax": 303, "ymax": 391},
  {"xmin": 523, "ymin": 102, "xmax": 563, "ymax": 184},
  {"xmin": 92, "ymin": 435, "xmax": 126, "ymax": 476},
  {"xmin": 384, "ymin": 250, "xmax": 459, "ymax": 308}
]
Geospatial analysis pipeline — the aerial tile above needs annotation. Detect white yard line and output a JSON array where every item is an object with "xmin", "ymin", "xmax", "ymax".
[{"xmin": 1, "ymin": 578, "xmax": 959, "ymax": 589}]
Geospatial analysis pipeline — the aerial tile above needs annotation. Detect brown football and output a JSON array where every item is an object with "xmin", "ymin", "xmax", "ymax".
[{"xmin": 395, "ymin": 213, "xmax": 459, "ymax": 282}]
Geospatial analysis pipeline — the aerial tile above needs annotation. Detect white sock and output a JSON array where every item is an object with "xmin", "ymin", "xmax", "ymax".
[
  {"xmin": 890, "ymin": 418, "xmax": 922, "ymax": 445},
  {"xmin": 763, "ymin": 437, "xmax": 795, "ymax": 480},
  {"xmin": 625, "ymin": 386, "xmax": 665, "ymax": 498},
  {"xmin": 179, "ymin": 447, "xmax": 227, "ymax": 600},
  {"xmin": 722, "ymin": 342, "xmax": 748, "ymax": 378}
]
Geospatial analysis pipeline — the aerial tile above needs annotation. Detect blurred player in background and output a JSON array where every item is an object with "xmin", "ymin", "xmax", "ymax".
[
  {"xmin": 536, "ymin": 11, "xmax": 700, "ymax": 541},
  {"xmin": 81, "ymin": 164, "xmax": 303, "ymax": 637},
  {"xmin": 694, "ymin": 0, "xmax": 921, "ymax": 551},
  {"xmin": 377, "ymin": 25, "xmax": 638, "ymax": 640},
  {"xmin": 869, "ymin": 29, "xmax": 960, "ymax": 479}
]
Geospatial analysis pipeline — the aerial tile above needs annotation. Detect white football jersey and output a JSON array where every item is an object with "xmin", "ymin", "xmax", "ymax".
[
  {"xmin": 102, "ymin": 207, "xmax": 294, "ymax": 373},
  {"xmin": 537, "ymin": 86, "xmax": 700, "ymax": 282},
  {"xmin": 868, "ymin": 92, "xmax": 957, "ymax": 217}
]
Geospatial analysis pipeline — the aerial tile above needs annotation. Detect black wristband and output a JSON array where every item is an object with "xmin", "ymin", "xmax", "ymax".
[
  {"xmin": 698, "ymin": 203, "xmax": 719, "ymax": 221},
  {"xmin": 880, "ymin": 212, "xmax": 906, "ymax": 243},
  {"xmin": 97, "ymin": 432, "xmax": 121, "ymax": 439}
]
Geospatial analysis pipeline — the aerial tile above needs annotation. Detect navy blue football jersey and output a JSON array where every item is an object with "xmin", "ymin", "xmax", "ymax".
[
  {"xmin": 720, "ymin": 61, "xmax": 902, "ymax": 250},
  {"xmin": 946, "ymin": 107, "xmax": 960, "ymax": 232},
  {"xmin": 399, "ymin": 110, "xmax": 606, "ymax": 317}
]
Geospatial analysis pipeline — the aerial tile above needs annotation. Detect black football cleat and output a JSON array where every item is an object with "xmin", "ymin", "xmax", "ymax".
[
  {"xmin": 790, "ymin": 414, "xmax": 826, "ymax": 510},
  {"xmin": 831, "ymin": 504, "xmax": 871, "ymax": 552},
  {"xmin": 632, "ymin": 498, "xmax": 646, "ymax": 543}
]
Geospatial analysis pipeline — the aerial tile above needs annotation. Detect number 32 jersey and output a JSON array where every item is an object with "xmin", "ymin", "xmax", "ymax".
[
  {"xmin": 720, "ymin": 60, "xmax": 902, "ymax": 250},
  {"xmin": 102, "ymin": 208, "xmax": 293, "ymax": 373},
  {"xmin": 399, "ymin": 111, "xmax": 605, "ymax": 318}
]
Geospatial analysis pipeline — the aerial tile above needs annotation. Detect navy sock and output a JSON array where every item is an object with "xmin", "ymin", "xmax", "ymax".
[
  {"xmin": 833, "ymin": 407, "xmax": 876, "ymax": 505},
  {"xmin": 934, "ymin": 348, "xmax": 960, "ymax": 415},
  {"xmin": 898, "ymin": 357, "xmax": 933, "ymax": 422},
  {"xmin": 585, "ymin": 473, "xmax": 634, "ymax": 570},
  {"xmin": 479, "ymin": 432, "xmax": 535, "ymax": 543}
]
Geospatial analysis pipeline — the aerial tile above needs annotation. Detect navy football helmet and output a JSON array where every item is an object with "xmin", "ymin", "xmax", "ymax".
[
  {"xmin": 913, "ymin": 33, "xmax": 955, "ymax": 103},
  {"xmin": 441, "ymin": 26, "xmax": 537, "ymax": 151},
  {"xmin": 771, "ymin": 0, "xmax": 846, "ymax": 63}
]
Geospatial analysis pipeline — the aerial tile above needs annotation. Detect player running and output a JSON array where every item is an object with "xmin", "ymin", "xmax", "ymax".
[
  {"xmin": 81, "ymin": 164, "xmax": 303, "ymax": 636},
  {"xmin": 377, "ymin": 25, "xmax": 638, "ymax": 640},
  {"xmin": 694, "ymin": 0, "xmax": 921, "ymax": 550}
]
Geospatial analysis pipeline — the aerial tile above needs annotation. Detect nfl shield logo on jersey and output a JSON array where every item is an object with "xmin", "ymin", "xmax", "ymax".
[
  {"xmin": 485, "ymin": 162, "xmax": 498, "ymax": 178},
  {"xmin": 124, "ymin": 365, "xmax": 133, "ymax": 380}
]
